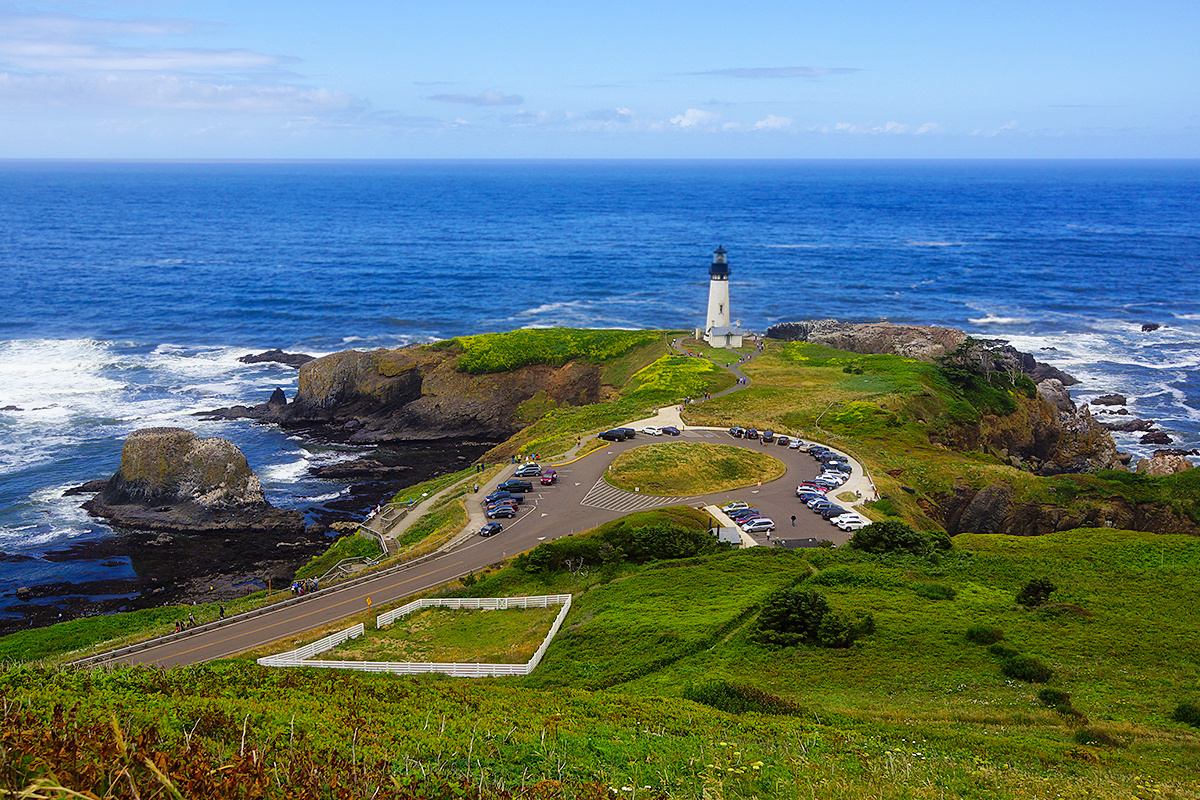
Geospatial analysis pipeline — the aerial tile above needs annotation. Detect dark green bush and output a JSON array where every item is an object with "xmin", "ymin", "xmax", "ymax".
[
  {"xmin": 1016, "ymin": 577, "xmax": 1057, "ymax": 607},
  {"xmin": 1172, "ymin": 702, "xmax": 1200, "ymax": 728},
  {"xmin": 965, "ymin": 624, "xmax": 1004, "ymax": 645},
  {"xmin": 756, "ymin": 587, "xmax": 831, "ymax": 647},
  {"xmin": 514, "ymin": 511, "xmax": 719, "ymax": 573},
  {"xmin": 1000, "ymin": 654, "xmax": 1054, "ymax": 683},
  {"xmin": 682, "ymin": 680, "xmax": 805, "ymax": 715},
  {"xmin": 988, "ymin": 643, "xmax": 1020, "ymax": 660},
  {"xmin": 1037, "ymin": 688, "xmax": 1069, "ymax": 707},
  {"xmin": 914, "ymin": 582, "xmax": 956, "ymax": 600},
  {"xmin": 847, "ymin": 520, "xmax": 949, "ymax": 557}
]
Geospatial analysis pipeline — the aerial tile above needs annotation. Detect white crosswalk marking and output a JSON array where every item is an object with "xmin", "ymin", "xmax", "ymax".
[{"xmin": 579, "ymin": 477, "xmax": 695, "ymax": 512}]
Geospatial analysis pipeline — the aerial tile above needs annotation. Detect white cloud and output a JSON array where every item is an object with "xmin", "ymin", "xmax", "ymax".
[
  {"xmin": 670, "ymin": 108, "xmax": 720, "ymax": 128},
  {"xmin": 753, "ymin": 114, "xmax": 792, "ymax": 130},
  {"xmin": 427, "ymin": 90, "xmax": 523, "ymax": 106},
  {"xmin": 0, "ymin": 10, "xmax": 356, "ymax": 116},
  {"xmin": 970, "ymin": 120, "xmax": 1020, "ymax": 136},
  {"xmin": 808, "ymin": 120, "xmax": 940, "ymax": 135}
]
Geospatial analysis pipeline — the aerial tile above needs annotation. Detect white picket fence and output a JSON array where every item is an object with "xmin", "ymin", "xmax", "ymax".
[
  {"xmin": 256, "ymin": 623, "xmax": 365, "ymax": 667},
  {"xmin": 256, "ymin": 595, "xmax": 571, "ymax": 677}
]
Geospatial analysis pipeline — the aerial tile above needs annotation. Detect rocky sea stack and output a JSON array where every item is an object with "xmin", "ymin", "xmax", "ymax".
[{"xmin": 83, "ymin": 427, "xmax": 304, "ymax": 535}]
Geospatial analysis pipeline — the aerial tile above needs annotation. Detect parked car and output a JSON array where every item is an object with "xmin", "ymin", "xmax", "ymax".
[
  {"xmin": 776, "ymin": 435, "xmax": 790, "ymax": 446},
  {"xmin": 821, "ymin": 506, "xmax": 851, "ymax": 519},
  {"xmin": 660, "ymin": 426, "xmax": 681, "ymax": 435},
  {"xmin": 837, "ymin": 518, "xmax": 870, "ymax": 531},
  {"xmin": 598, "ymin": 429, "xmax": 627, "ymax": 441},
  {"xmin": 540, "ymin": 469, "xmax": 557, "ymax": 485},
  {"xmin": 479, "ymin": 523, "xmax": 504, "ymax": 537},
  {"xmin": 728, "ymin": 426, "xmax": 745, "ymax": 437},
  {"xmin": 788, "ymin": 439, "xmax": 803, "ymax": 449},
  {"xmin": 745, "ymin": 429, "xmax": 760, "ymax": 439},
  {"xmin": 486, "ymin": 505, "xmax": 517, "ymax": 519},
  {"xmin": 761, "ymin": 430, "xmax": 775, "ymax": 443},
  {"xmin": 497, "ymin": 479, "xmax": 533, "ymax": 493},
  {"xmin": 729, "ymin": 509, "xmax": 762, "ymax": 521},
  {"xmin": 514, "ymin": 464, "xmax": 542, "ymax": 477},
  {"xmin": 485, "ymin": 491, "xmax": 522, "ymax": 505},
  {"xmin": 641, "ymin": 426, "xmax": 663, "ymax": 436},
  {"xmin": 616, "ymin": 428, "xmax": 637, "ymax": 439},
  {"xmin": 722, "ymin": 501, "xmax": 750, "ymax": 512},
  {"xmin": 741, "ymin": 518, "xmax": 776, "ymax": 533}
]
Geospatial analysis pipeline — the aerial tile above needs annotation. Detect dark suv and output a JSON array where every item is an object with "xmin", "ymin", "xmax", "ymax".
[
  {"xmin": 598, "ymin": 429, "xmax": 627, "ymax": 441},
  {"xmin": 496, "ymin": 479, "xmax": 533, "ymax": 493}
]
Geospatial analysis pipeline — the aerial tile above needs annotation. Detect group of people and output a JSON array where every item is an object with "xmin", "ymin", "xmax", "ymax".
[
  {"xmin": 173, "ymin": 605, "xmax": 224, "ymax": 633},
  {"xmin": 291, "ymin": 578, "xmax": 318, "ymax": 596}
]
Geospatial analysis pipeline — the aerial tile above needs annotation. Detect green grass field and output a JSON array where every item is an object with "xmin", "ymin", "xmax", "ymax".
[
  {"xmin": 321, "ymin": 604, "xmax": 561, "ymax": 664},
  {"xmin": 607, "ymin": 442, "xmax": 786, "ymax": 495}
]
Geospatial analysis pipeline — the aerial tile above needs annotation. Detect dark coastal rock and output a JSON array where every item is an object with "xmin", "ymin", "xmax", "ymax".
[
  {"xmin": 1140, "ymin": 431, "xmax": 1173, "ymax": 445},
  {"xmin": 239, "ymin": 348, "xmax": 315, "ymax": 367},
  {"xmin": 311, "ymin": 458, "xmax": 413, "ymax": 479},
  {"xmin": 1117, "ymin": 451, "xmax": 1133, "ymax": 465},
  {"xmin": 63, "ymin": 478, "xmax": 109, "ymax": 496},
  {"xmin": 1098, "ymin": 418, "xmax": 1155, "ymax": 432},
  {"xmin": 1091, "ymin": 394, "xmax": 1127, "ymax": 406},
  {"xmin": 15, "ymin": 586, "xmax": 32, "ymax": 600},
  {"xmin": 944, "ymin": 482, "xmax": 1013, "ymax": 535},
  {"xmin": 0, "ymin": 405, "xmax": 22, "ymax": 412},
  {"xmin": 82, "ymin": 427, "xmax": 304, "ymax": 535},
  {"xmin": 268, "ymin": 387, "xmax": 288, "ymax": 407},
  {"xmin": 1155, "ymin": 448, "xmax": 1200, "ymax": 457},
  {"xmin": 1141, "ymin": 323, "xmax": 1161, "ymax": 332}
]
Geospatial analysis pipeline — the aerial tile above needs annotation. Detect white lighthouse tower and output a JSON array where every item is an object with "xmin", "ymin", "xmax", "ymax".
[{"xmin": 696, "ymin": 246, "xmax": 744, "ymax": 349}]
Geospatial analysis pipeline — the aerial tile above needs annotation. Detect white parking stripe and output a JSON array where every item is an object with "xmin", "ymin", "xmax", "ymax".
[{"xmin": 579, "ymin": 477, "xmax": 695, "ymax": 512}]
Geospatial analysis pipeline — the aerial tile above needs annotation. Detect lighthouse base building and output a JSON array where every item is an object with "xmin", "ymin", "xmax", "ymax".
[{"xmin": 694, "ymin": 246, "xmax": 744, "ymax": 349}]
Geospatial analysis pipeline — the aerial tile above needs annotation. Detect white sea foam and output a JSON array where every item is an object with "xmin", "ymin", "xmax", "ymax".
[{"xmin": 967, "ymin": 315, "xmax": 1031, "ymax": 326}]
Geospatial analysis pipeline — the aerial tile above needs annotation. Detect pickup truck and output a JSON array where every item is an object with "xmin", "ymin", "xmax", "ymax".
[{"xmin": 496, "ymin": 479, "xmax": 533, "ymax": 493}]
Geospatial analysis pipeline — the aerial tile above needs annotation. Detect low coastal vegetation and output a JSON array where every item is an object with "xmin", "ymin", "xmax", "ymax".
[
  {"xmin": 7, "ymin": 326, "xmax": 1200, "ymax": 798},
  {"xmin": 430, "ymin": 327, "xmax": 663, "ymax": 374},
  {"xmin": 607, "ymin": 442, "xmax": 786, "ymax": 495},
  {"xmin": 5, "ymin": 522, "xmax": 1200, "ymax": 797}
]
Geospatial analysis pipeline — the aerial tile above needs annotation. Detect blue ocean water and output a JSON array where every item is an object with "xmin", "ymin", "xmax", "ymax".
[{"xmin": 1, "ymin": 160, "xmax": 1198, "ymax": 623}]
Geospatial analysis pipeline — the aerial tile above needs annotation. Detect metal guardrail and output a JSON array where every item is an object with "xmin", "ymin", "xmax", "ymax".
[{"xmin": 258, "ymin": 595, "xmax": 572, "ymax": 677}]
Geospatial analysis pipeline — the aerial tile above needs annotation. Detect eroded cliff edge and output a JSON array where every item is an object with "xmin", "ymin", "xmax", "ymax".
[{"xmin": 207, "ymin": 345, "xmax": 603, "ymax": 443}]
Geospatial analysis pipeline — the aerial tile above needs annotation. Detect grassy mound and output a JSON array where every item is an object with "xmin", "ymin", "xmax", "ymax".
[
  {"xmin": 433, "ymin": 327, "xmax": 664, "ymax": 374},
  {"xmin": 606, "ymin": 442, "xmax": 786, "ymax": 495}
]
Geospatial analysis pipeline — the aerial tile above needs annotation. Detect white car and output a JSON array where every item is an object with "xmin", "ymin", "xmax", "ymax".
[
  {"xmin": 641, "ymin": 426, "xmax": 663, "ymax": 436},
  {"xmin": 836, "ymin": 516, "xmax": 870, "ymax": 531},
  {"xmin": 789, "ymin": 439, "xmax": 803, "ymax": 449},
  {"xmin": 721, "ymin": 501, "xmax": 750, "ymax": 513}
]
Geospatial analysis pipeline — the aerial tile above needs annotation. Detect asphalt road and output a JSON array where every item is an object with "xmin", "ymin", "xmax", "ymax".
[{"xmin": 90, "ymin": 430, "xmax": 854, "ymax": 668}]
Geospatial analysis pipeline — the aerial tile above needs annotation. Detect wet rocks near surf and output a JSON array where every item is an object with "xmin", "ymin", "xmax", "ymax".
[{"xmin": 238, "ymin": 348, "xmax": 315, "ymax": 367}]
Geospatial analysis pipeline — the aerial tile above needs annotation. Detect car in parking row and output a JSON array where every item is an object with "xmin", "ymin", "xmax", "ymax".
[{"xmin": 514, "ymin": 463, "xmax": 542, "ymax": 477}]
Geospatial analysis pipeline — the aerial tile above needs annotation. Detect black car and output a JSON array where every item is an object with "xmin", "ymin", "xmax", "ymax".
[
  {"xmin": 485, "ymin": 491, "xmax": 523, "ymax": 505},
  {"xmin": 479, "ymin": 523, "xmax": 503, "ymax": 537},
  {"xmin": 661, "ymin": 426, "xmax": 681, "ymax": 435},
  {"xmin": 616, "ymin": 428, "xmax": 637, "ymax": 439},
  {"xmin": 820, "ymin": 506, "xmax": 850, "ymax": 519},
  {"xmin": 745, "ymin": 428, "xmax": 760, "ymax": 439},
  {"xmin": 496, "ymin": 479, "xmax": 533, "ymax": 493},
  {"xmin": 728, "ymin": 426, "xmax": 745, "ymax": 438},
  {"xmin": 761, "ymin": 430, "xmax": 775, "ymax": 443},
  {"xmin": 598, "ymin": 429, "xmax": 627, "ymax": 441}
]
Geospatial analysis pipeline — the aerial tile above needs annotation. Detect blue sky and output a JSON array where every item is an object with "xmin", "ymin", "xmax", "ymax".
[{"xmin": 1, "ymin": 0, "xmax": 1197, "ymax": 158}]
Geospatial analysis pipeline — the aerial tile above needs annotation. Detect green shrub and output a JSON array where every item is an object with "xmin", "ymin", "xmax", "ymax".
[
  {"xmin": 1172, "ymin": 702, "xmax": 1200, "ymax": 728},
  {"xmin": 1000, "ymin": 654, "xmax": 1054, "ymax": 683},
  {"xmin": 1037, "ymin": 688, "xmax": 1070, "ymax": 707},
  {"xmin": 682, "ymin": 680, "xmax": 805, "ymax": 715},
  {"xmin": 848, "ymin": 520, "xmax": 948, "ymax": 556},
  {"xmin": 914, "ymin": 582, "xmax": 957, "ymax": 600},
  {"xmin": 756, "ymin": 587, "xmax": 831, "ymax": 647},
  {"xmin": 988, "ymin": 643, "xmax": 1020, "ymax": 660},
  {"xmin": 965, "ymin": 624, "xmax": 1004, "ymax": 645},
  {"xmin": 1016, "ymin": 577, "xmax": 1057, "ymax": 608}
]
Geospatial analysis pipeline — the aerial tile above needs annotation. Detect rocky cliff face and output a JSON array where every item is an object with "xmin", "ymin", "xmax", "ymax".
[
  {"xmin": 938, "ymin": 481, "xmax": 1200, "ymax": 538},
  {"xmin": 212, "ymin": 346, "xmax": 603, "ymax": 444},
  {"xmin": 84, "ymin": 428, "xmax": 304, "ymax": 534}
]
